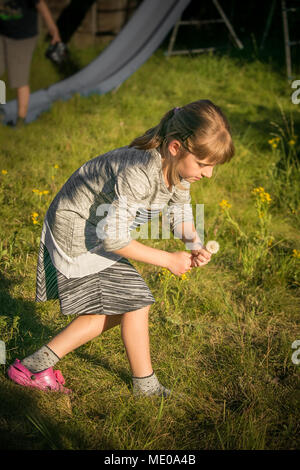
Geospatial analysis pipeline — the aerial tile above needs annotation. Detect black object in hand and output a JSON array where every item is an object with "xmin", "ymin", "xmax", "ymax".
[{"xmin": 45, "ymin": 42, "xmax": 68, "ymax": 65}]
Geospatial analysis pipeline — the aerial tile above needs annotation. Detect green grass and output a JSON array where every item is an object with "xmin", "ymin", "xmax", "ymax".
[{"xmin": 0, "ymin": 37, "xmax": 299, "ymax": 450}]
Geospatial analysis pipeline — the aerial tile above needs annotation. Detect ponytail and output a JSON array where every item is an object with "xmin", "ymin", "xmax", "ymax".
[{"xmin": 129, "ymin": 108, "xmax": 177, "ymax": 150}]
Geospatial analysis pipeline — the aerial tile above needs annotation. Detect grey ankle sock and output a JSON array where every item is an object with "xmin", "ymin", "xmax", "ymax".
[
  {"xmin": 21, "ymin": 345, "xmax": 60, "ymax": 373},
  {"xmin": 132, "ymin": 371, "xmax": 171, "ymax": 397}
]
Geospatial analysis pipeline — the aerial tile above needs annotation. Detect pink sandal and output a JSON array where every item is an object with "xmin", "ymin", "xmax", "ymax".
[{"xmin": 7, "ymin": 359, "xmax": 72, "ymax": 394}]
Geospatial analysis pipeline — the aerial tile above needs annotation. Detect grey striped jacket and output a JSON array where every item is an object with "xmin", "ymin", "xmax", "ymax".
[{"xmin": 45, "ymin": 146, "xmax": 194, "ymax": 259}]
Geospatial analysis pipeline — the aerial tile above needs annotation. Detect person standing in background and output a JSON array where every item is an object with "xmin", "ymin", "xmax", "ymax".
[
  {"xmin": 0, "ymin": 0, "xmax": 61, "ymax": 126},
  {"xmin": 55, "ymin": 0, "xmax": 97, "ymax": 45}
]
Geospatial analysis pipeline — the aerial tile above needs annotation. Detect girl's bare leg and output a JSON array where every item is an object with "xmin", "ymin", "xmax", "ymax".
[
  {"xmin": 120, "ymin": 305, "xmax": 153, "ymax": 377},
  {"xmin": 47, "ymin": 314, "xmax": 122, "ymax": 358},
  {"xmin": 21, "ymin": 305, "xmax": 169, "ymax": 395},
  {"xmin": 47, "ymin": 305, "xmax": 154, "ymax": 377}
]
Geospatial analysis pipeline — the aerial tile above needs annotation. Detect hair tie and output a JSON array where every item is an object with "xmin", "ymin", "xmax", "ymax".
[
  {"xmin": 173, "ymin": 106, "xmax": 192, "ymax": 141},
  {"xmin": 181, "ymin": 130, "xmax": 193, "ymax": 142}
]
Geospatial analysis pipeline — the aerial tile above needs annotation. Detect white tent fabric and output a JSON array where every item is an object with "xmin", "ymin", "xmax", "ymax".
[{"xmin": 1, "ymin": 0, "xmax": 191, "ymax": 124}]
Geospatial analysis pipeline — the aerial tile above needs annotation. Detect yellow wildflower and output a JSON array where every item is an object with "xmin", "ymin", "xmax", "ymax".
[
  {"xmin": 292, "ymin": 249, "xmax": 300, "ymax": 259},
  {"xmin": 219, "ymin": 199, "xmax": 231, "ymax": 210},
  {"xmin": 31, "ymin": 212, "xmax": 39, "ymax": 225},
  {"xmin": 268, "ymin": 137, "xmax": 280, "ymax": 149},
  {"xmin": 159, "ymin": 267, "xmax": 177, "ymax": 280},
  {"xmin": 54, "ymin": 164, "xmax": 59, "ymax": 169},
  {"xmin": 259, "ymin": 192, "xmax": 272, "ymax": 203},
  {"xmin": 252, "ymin": 187, "xmax": 264, "ymax": 194},
  {"xmin": 268, "ymin": 137, "xmax": 280, "ymax": 144},
  {"xmin": 1, "ymin": 169, "xmax": 7, "ymax": 175},
  {"xmin": 32, "ymin": 189, "xmax": 49, "ymax": 195},
  {"xmin": 252, "ymin": 187, "xmax": 272, "ymax": 204},
  {"xmin": 264, "ymin": 193, "xmax": 272, "ymax": 202}
]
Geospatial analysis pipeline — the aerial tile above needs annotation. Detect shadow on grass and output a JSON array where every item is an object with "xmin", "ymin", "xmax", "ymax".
[
  {"xmin": 229, "ymin": 106, "xmax": 300, "ymax": 156},
  {"xmin": 74, "ymin": 348, "xmax": 133, "ymax": 391},
  {"xmin": 0, "ymin": 271, "xmax": 116, "ymax": 450}
]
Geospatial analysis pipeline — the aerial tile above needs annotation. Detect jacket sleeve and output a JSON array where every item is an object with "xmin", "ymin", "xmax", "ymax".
[
  {"xmin": 96, "ymin": 165, "xmax": 151, "ymax": 252},
  {"xmin": 166, "ymin": 179, "xmax": 194, "ymax": 238}
]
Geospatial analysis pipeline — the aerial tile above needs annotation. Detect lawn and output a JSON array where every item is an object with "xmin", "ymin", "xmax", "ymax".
[{"xmin": 0, "ymin": 36, "xmax": 299, "ymax": 450}]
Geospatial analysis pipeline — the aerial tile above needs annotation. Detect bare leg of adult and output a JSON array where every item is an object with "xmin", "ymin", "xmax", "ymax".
[{"xmin": 17, "ymin": 84, "xmax": 30, "ymax": 119}]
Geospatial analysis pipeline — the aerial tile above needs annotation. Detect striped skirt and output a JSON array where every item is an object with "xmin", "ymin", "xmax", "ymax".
[{"xmin": 35, "ymin": 243, "xmax": 156, "ymax": 316}]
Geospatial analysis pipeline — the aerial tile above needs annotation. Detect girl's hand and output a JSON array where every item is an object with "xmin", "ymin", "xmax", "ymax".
[
  {"xmin": 167, "ymin": 251, "xmax": 193, "ymax": 276},
  {"xmin": 190, "ymin": 248, "xmax": 211, "ymax": 267}
]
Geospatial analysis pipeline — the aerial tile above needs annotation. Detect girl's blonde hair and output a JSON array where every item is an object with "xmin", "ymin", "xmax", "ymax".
[{"xmin": 129, "ymin": 99, "xmax": 235, "ymax": 188}]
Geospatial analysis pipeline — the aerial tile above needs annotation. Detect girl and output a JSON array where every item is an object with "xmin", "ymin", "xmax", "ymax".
[{"xmin": 7, "ymin": 99, "xmax": 234, "ymax": 397}]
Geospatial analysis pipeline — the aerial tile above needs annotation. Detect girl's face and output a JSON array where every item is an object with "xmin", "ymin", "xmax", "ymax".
[
  {"xmin": 169, "ymin": 140, "xmax": 215, "ymax": 182},
  {"xmin": 176, "ymin": 152, "xmax": 215, "ymax": 182}
]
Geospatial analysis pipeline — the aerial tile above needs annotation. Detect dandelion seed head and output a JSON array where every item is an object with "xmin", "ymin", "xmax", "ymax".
[{"xmin": 205, "ymin": 240, "xmax": 220, "ymax": 254}]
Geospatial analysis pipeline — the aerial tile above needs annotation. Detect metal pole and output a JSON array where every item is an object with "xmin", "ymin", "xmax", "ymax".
[
  {"xmin": 166, "ymin": 18, "xmax": 181, "ymax": 57},
  {"xmin": 260, "ymin": 0, "xmax": 276, "ymax": 50},
  {"xmin": 281, "ymin": 0, "xmax": 292, "ymax": 80},
  {"xmin": 212, "ymin": 0, "xmax": 244, "ymax": 49}
]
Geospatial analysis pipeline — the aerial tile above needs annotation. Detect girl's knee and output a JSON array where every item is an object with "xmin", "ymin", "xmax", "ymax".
[
  {"xmin": 127, "ymin": 305, "xmax": 150, "ymax": 315},
  {"xmin": 121, "ymin": 305, "xmax": 151, "ymax": 325},
  {"xmin": 77, "ymin": 313, "xmax": 106, "ymax": 329}
]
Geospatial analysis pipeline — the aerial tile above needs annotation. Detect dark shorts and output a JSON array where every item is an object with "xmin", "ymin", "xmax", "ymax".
[
  {"xmin": 0, "ymin": 35, "xmax": 38, "ymax": 88},
  {"xmin": 35, "ymin": 243, "xmax": 156, "ymax": 316}
]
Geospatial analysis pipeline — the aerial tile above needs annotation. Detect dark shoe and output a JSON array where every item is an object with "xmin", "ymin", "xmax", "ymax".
[
  {"xmin": 15, "ymin": 117, "xmax": 26, "ymax": 128},
  {"xmin": 0, "ymin": 107, "xmax": 5, "ymax": 125}
]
